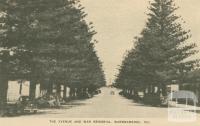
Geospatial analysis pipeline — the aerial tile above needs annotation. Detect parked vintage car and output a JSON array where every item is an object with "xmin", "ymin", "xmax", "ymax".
[
  {"xmin": 6, "ymin": 102, "xmax": 24, "ymax": 116},
  {"xmin": 6, "ymin": 96, "xmax": 38, "ymax": 116},
  {"xmin": 93, "ymin": 89, "xmax": 101, "ymax": 95},
  {"xmin": 110, "ymin": 91, "xmax": 115, "ymax": 95},
  {"xmin": 160, "ymin": 96, "xmax": 168, "ymax": 107},
  {"xmin": 19, "ymin": 96, "xmax": 38, "ymax": 113},
  {"xmin": 35, "ymin": 94, "xmax": 61, "ymax": 108}
]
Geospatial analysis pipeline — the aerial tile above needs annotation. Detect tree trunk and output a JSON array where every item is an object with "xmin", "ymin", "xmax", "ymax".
[
  {"xmin": 75, "ymin": 88, "xmax": 78, "ymax": 97},
  {"xmin": 69, "ymin": 87, "xmax": 75, "ymax": 98},
  {"xmin": 19, "ymin": 81, "xmax": 23, "ymax": 95},
  {"xmin": 0, "ymin": 77, "xmax": 8, "ymax": 117},
  {"xmin": 29, "ymin": 79, "xmax": 36, "ymax": 100},
  {"xmin": 63, "ymin": 85, "xmax": 67, "ymax": 99},
  {"xmin": 143, "ymin": 88, "xmax": 146, "ymax": 96},
  {"xmin": 161, "ymin": 84, "xmax": 167, "ymax": 96},
  {"xmin": 125, "ymin": 88, "xmax": 128, "ymax": 94},
  {"xmin": 56, "ymin": 84, "xmax": 61, "ymax": 97},
  {"xmin": 157, "ymin": 85, "xmax": 161, "ymax": 96},
  {"xmin": 47, "ymin": 81, "xmax": 53, "ymax": 94},
  {"xmin": 133, "ymin": 88, "xmax": 138, "ymax": 96},
  {"xmin": 147, "ymin": 85, "xmax": 153, "ymax": 94},
  {"xmin": 131, "ymin": 89, "xmax": 134, "ymax": 96},
  {"xmin": 77, "ymin": 88, "xmax": 81, "ymax": 98}
]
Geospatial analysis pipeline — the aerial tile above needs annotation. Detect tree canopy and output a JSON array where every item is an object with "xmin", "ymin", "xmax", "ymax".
[
  {"xmin": 115, "ymin": 0, "xmax": 198, "ymax": 96},
  {"xmin": 0, "ymin": 0, "xmax": 106, "ymax": 109}
]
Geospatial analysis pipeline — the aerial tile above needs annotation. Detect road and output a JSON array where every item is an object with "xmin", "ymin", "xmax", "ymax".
[
  {"xmin": 8, "ymin": 87, "xmax": 200, "ymax": 126},
  {"xmin": 17, "ymin": 87, "xmax": 171, "ymax": 118}
]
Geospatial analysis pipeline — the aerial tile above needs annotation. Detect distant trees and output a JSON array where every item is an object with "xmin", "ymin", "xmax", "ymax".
[
  {"xmin": 115, "ymin": 0, "xmax": 198, "ymax": 103},
  {"xmin": 0, "ymin": 0, "xmax": 105, "ymax": 114}
]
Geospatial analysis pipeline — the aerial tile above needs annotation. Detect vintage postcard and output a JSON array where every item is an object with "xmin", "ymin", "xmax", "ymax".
[{"xmin": 0, "ymin": 0, "xmax": 200, "ymax": 126}]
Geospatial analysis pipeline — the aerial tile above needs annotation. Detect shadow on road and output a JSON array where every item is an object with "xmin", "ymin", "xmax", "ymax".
[{"xmin": 15, "ymin": 98, "xmax": 91, "ymax": 117}]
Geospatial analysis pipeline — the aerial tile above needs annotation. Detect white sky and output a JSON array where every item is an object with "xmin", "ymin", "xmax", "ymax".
[{"xmin": 80, "ymin": 0, "xmax": 200, "ymax": 85}]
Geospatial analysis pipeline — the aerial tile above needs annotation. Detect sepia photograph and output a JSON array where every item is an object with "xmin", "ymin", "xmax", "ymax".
[{"xmin": 0, "ymin": 0, "xmax": 200, "ymax": 126}]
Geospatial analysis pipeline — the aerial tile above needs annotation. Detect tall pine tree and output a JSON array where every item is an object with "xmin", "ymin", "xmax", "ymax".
[
  {"xmin": 115, "ymin": 0, "xmax": 197, "ymax": 97},
  {"xmin": 0, "ymin": 0, "xmax": 105, "ymax": 106}
]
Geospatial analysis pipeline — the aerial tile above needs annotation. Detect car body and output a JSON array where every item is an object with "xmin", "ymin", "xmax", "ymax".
[
  {"xmin": 110, "ymin": 91, "xmax": 115, "ymax": 95},
  {"xmin": 6, "ymin": 96, "xmax": 38, "ymax": 116}
]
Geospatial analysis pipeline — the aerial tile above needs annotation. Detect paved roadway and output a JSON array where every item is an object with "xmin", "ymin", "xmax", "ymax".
[
  {"xmin": 7, "ymin": 87, "xmax": 200, "ymax": 126},
  {"xmin": 17, "ymin": 87, "xmax": 171, "ymax": 118}
]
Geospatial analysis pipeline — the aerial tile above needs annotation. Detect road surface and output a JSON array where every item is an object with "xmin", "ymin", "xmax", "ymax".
[
  {"xmin": 8, "ymin": 87, "xmax": 200, "ymax": 126},
  {"xmin": 16, "ymin": 87, "xmax": 173, "ymax": 118}
]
